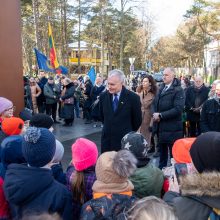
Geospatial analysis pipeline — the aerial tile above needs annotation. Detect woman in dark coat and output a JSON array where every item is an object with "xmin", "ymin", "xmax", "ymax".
[
  {"xmin": 90, "ymin": 76, "xmax": 105, "ymax": 126},
  {"xmin": 60, "ymin": 78, "xmax": 75, "ymax": 126},
  {"xmin": 83, "ymin": 76, "xmax": 93, "ymax": 124}
]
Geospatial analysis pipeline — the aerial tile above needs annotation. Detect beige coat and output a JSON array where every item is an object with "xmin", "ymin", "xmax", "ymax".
[
  {"xmin": 138, "ymin": 91, "xmax": 154, "ymax": 144},
  {"xmin": 30, "ymin": 84, "xmax": 41, "ymax": 113}
]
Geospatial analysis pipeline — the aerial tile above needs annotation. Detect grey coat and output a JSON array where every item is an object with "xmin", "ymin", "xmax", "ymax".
[{"xmin": 44, "ymin": 83, "xmax": 60, "ymax": 104}]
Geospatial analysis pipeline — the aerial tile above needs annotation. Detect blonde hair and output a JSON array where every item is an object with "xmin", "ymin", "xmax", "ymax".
[{"xmin": 127, "ymin": 196, "xmax": 178, "ymax": 220}]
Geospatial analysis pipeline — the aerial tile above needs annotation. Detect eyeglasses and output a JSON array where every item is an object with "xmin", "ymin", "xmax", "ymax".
[{"xmin": 4, "ymin": 106, "xmax": 16, "ymax": 112}]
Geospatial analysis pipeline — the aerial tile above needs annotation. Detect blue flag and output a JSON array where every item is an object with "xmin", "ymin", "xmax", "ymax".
[
  {"xmin": 34, "ymin": 48, "xmax": 55, "ymax": 73},
  {"xmin": 57, "ymin": 65, "xmax": 68, "ymax": 75},
  {"xmin": 34, "ymin": 48, "xmax": 68, "ymax": 74},
  {"xmin": 87, "ymin": 66, "xmax": 96, "ymax": 85}
]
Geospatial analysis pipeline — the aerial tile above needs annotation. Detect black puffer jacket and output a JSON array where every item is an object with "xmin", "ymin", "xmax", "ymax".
[
  {"xmin": 200, "ymin": 98, "xmax": 220, "ymax": 132},
  {"xmin": 152, "ymin": 78, "xmax": 185, "ymax": 143},
  {"xmin": 164, "ymin": 172, "xmax": 220, "ymax": 220}
]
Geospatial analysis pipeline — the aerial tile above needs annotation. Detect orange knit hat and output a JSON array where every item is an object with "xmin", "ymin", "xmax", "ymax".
[
  {"xmin": 172, "ymin": 138, "xmax": 196, "ymax": 163},
  {"xmin": 1, "ymin": 117, "xmax": 24, "ymax": 136}
]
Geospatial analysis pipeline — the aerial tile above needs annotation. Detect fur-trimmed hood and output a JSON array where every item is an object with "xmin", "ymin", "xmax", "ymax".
[{"xmin": 181, "ymin": 172, "xmax": 220, "ymax": 197}]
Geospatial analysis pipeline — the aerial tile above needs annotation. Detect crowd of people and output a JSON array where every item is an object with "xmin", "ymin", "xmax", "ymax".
[
  {"xmin": 0, "ymin": 67, "xmax": 220, "ymax": 220},
  {"xmin": 23, "ymin": 71, "xmax": 106, "ymax": 127}
]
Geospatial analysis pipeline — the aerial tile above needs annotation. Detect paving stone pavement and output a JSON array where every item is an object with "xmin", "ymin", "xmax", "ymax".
[
  {"xmin": 53, "ymin": 117, "xmax": 159, "ymax": 170},
  {"xmin": 53, "ymin": 118, "xmax": 102, "ymax": 170}
]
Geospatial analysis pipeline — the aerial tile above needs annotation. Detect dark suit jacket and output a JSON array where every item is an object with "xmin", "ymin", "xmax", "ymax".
[{"xmin": 99, "ymin": 86, "xmax": 142, "ymax": 153}]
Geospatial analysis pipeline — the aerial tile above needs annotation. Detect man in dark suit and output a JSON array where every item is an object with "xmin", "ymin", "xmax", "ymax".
[
  {"xmin": 152, "ymin": 67, "xmax": 185, "ymax": 169},
  {"xmin": 99, "ymin": 69, "xmax": 142, "ymax": 153}
]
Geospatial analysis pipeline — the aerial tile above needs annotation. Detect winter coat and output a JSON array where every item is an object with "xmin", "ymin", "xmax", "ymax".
[
  {"xmin": 74, "ymin": 86, "xmax": 82, "ymax": 102},
  {"xmin": 51, "ymin": 163, "xmax": 66, "ymax": 185},
  {"xmin": 152, "ymin": 78, "xmax": 185, "ymax": 144},
  {"xmin": 0, "ymin": 135, "xmax": 25, "ymax": 178},
  {"xmin": 99, "ymin": 86, "xmax": 142, "ymax": 152},
  {"xmin": 200, "ymin": 98, "xmax": 220, "ymax": 133},
  {"xmin": 90, "ymin": 85, "xmax": 105, "ymax": 120},
  {"xmin": 0, "ymin": 136, "xmax": 25, "ymax": 220},
  {"xmin": 0, "ymin": 131, "xmax": 7, "ymax": 148},
  {"xmin": 130, "ymin": 163, "xmax": 164, "ymax": 198},
  {"xmin": 24, "ymin": 84, "xmax": 32, "ymax": 110},
  {"xmin": 61, "ymin": 83, "xmax": 75, "ymax": 120},
  {"xmin": 44, "ymin": 83, "xmax": 60, "ymax": 105},
  {"xmin": 164, "ymin": 172, "xmax": 220, "ymax": 220},
  {"xmin": 138, "ymin": 91, "xmax": 154, "ymax": 143},
  {"xmin": 37, "ymin": 77, "xmax": 48, "ymax": 104},
  {"xmin": 83, "ymin": 80, "xmax": 93, "ymax": 109},
  {"xmin": 80, "ymin": 194, "xmax": 137, "ymax": 220},
  {"xmin": 90, "ymin": 85, "xmax": 105, "ymax": 102},
  {"xmin": 66, "ymin": 165, "xmax": 96, "ymax": 219},
  {"xmin": 3, "ymin": 164, "xmax": 73, "ymax": 220},
  {"xmin": 84, "ymin": 80, "xmax": 93, "ymax": 98},
  {"xmin": 185, "ymin": 85, "xmax": 209, "ymax": 122},
  {"xmin": 30, "ymin": 83, "xmax": 41, "ymax": 113},
  {"xmin": 0, "ymin": 177, "xmax": 10, "ymax": 220}
]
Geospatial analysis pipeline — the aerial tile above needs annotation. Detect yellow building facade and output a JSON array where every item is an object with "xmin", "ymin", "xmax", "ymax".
[{"xmin": 68, "ymin": 41, "xmax": 113, "ymax": 75}]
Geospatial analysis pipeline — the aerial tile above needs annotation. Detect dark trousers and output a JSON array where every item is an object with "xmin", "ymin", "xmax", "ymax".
[
  {"xmin": 46, "ymin": 103, "xmax": 57, "ymax": 122},
  {"xmin": 58, "ymin": 101, "xmax": 62, "ymax": 118},
  {"xmin": 38, "ymin": 102, "xmax": 46, "ymax": 113},
  {"xmin": 189, "ymin": 121, "xmax": 201, "ymax": 137},
  {"xmin": 74, "ymin": 100, "xmax": 80, "ymax": 118},
  {"xmin": 84, "ymin": 107, "xmax": 91, "ymax": 121},
  {"xmin": 159, "ymin": 142, "xmax": 173, "ymax": 169}
]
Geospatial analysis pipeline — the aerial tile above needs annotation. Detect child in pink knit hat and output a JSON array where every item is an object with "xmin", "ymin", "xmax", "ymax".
[{"xmin": 66, "ymin": 138, "xmax": 98, "ymax": 219}]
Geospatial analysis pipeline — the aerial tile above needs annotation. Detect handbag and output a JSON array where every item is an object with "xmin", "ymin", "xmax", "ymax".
[{"xmin": 64, "ymin": 97, "xmax": 74, "ymax": 105}]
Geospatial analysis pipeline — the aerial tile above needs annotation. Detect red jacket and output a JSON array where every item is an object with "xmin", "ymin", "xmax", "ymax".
[{"xmin": 0, "ymin": 177, "xmax": 10, "ymax": 219}]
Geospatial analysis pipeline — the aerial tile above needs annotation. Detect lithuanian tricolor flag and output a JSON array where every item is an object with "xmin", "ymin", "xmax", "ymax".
[{"xmin": 48, "ymin": 23, "xmax": 59, "ymax": 69}]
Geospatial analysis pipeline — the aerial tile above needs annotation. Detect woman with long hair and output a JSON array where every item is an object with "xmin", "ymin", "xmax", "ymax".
[
  {"xmin": 136, "ymin": 75, "xmax": 157, "ymax": 144},
  {"xmin": 66, "ymin": 138, "xmax": 98, "ymax": 219}
]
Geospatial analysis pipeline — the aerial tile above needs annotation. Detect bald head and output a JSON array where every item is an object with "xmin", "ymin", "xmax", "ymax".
[
  {"xmin": 194, "ymin": 76, "xmax": 203, "ymax": 88},
  {"xmin": 163, "ymin": 68, "xmax": 175, "ymax": 85}
]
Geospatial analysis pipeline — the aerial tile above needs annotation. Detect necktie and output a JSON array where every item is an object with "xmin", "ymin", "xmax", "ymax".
[
  {"xmin": 161, "ymin": 85, "xmax": 168, "ymax": 94},
  {"xmin": 113, "ymin": 94, "xmax": 119, "ymax": 112}
]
